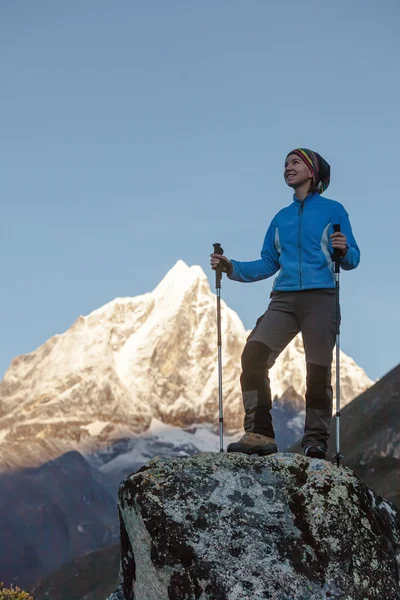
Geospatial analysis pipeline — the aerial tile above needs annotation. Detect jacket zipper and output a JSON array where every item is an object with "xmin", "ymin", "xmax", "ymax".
[{"xmin": 298, "ymin": 202, "xmax": 304, "ymax": 289}]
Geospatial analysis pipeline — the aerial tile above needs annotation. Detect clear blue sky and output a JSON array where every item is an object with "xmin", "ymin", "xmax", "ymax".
[{"xmin": 1, "ymin": 1, "xmax": 399, "ymax": 382}]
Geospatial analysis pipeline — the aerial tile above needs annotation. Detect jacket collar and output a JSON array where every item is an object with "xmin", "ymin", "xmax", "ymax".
[{"xmin": 293, "ymin": 192, "xmax": 319, "ymax": 205}]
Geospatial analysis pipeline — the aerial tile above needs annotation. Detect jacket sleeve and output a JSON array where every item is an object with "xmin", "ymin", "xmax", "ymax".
[
  {"xmin": 333, "ymin": 209, "xmax": 360, "ymax": 271},
  {"xmin": 228, "ymin": 219, "xmax": 280, "ymax": 283}
]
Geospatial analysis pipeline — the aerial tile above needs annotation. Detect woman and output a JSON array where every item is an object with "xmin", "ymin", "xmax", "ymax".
[{"xmin": 210, "ymin": 148, "xmax": 360, "ymax": 459}]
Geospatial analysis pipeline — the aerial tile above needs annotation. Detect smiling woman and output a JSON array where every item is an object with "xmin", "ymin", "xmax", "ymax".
[
  {"xmin": 284, "ymin": 153, "xmax": 313, "ymax": 192},
  {"xmin": 210, "ymin": 146, "xmax": 360, "ymax": 461},
  {"xmin": 284, "ymin": 148, "xmax": 331, "ymax": 198}
]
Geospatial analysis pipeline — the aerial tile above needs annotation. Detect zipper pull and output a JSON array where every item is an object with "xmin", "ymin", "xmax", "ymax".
[{"xmin": 299, "ymin": 202, "xmax": 304, "ymax": 215}]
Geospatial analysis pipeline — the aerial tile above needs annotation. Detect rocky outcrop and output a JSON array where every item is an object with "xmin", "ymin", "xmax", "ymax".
[
  {"xmin": 112, "ymin": 452, "xmax": 400, "ymax": 600},
  {"xmin": 106, "ymin": 588, "xmax": 125, "ymax": 600}
]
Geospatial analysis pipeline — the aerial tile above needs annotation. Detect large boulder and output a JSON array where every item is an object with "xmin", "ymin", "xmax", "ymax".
[{"xmin": 111, "ymin": 452, "xmax": 400, "ymax": 600}]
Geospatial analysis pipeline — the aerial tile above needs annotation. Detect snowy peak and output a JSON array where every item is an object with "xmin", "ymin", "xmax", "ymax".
[{"xmin": 152, "ymin": 260, "xmax": 210, "ymax": 301}]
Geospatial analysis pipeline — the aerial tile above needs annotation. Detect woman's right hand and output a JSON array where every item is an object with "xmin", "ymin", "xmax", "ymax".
[{"xmin": 210, "ymin": 253, "xmax": 233, "ymax": 274}]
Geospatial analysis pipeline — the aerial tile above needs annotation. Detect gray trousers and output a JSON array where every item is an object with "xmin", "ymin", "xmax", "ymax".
[{"xmin": 241, "ymin": 289, "xmax": 339, "ymax": 451}]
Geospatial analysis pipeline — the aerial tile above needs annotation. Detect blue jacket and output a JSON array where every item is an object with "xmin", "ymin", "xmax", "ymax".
[{"xmin": 229, "ymin": 193, "xmax": 360, "ymax": 291}]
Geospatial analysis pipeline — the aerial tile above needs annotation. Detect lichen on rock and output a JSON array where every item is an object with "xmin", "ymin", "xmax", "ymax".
[{"xmin": 114, "ymin": 452, "xmax": 400, "ymax": 600}]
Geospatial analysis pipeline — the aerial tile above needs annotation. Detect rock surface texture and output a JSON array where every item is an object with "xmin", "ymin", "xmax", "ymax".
[{"xmin": 114, "ymin": 452, "xmax": 400, "ymax": 600}]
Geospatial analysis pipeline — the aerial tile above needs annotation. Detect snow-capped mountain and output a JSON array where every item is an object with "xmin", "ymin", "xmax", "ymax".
[{"xmin": 0, "ymin": 260, "xmax": 373, "ymax": 471}]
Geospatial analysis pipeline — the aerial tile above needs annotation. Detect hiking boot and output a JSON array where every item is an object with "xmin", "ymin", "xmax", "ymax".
[
  {"xmin": 304, "ymin": 445, "xmax": 326, "ymax": 459},
  {"xmin": 227, "ymin": 432, "xmax": 278, "ymax": 456}
]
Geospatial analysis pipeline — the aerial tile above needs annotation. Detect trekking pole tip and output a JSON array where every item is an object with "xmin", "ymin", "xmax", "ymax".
[{"xmin": 332, "ymin": 453, "xmax": 344, "ymax": 468}]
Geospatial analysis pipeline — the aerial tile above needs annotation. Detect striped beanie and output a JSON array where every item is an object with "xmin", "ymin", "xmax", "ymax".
[{"xmin": 286, "ymin": 148, "xmax": 331, "ymax": 193}]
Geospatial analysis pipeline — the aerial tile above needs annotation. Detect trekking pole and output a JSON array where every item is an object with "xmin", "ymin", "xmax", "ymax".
[
  {"xmin": 332, "ymin": 224, "xmax": 344, "ymax": 468},
  {"xmin": 213, "ymin": 242, "xmax": 224, "ymax": 452}
]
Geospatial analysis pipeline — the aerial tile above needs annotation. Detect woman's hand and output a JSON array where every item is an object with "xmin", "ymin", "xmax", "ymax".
[
  {"xmin": 210, "ymin": 253, "xmax": 233, "ymax": 274},
  {"xmin": 331, "ymin": 232, "xmax": 348, "ymax": 257}
]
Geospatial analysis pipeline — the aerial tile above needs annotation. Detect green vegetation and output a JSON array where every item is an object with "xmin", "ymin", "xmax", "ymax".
[{"xmin": 0, "ymin": 583, "xmax": 34, "ymax": 600}]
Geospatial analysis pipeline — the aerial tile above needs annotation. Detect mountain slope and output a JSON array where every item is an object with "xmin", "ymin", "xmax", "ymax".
[
  {"xmin": 290, "ymin": 364, "xmax": 400, "ymax": 506},
  {"xmin": 31, "ymin": 544, "xmax": 120, "ymax": 600},
  {"xmin": 0, "ymin": 451, "xmax": 118, "ymax": 590}
]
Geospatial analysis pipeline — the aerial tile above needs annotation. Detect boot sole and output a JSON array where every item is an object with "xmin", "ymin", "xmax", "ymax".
[
  {"xmin": 227, "ymin": 442, "xmax": 278, "ymax": 456},
  {"xmin": 304, "ymin": 451, "xmax": 326, "ymax": 459}
]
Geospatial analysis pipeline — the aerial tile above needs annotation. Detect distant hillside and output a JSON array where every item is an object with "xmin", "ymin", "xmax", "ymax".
[
  {"xmin": 0, "ymin": 451, "xmax": 118, "ymax": 590},
  {"xmin": 31, "ymin": 544, "xmax": 120, "ymax": 600}
]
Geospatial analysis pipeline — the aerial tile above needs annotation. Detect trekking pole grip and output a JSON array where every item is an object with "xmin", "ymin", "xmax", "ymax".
[
  {"xmin": 213, "ymin": 242, "xmax": 224, "ymax": 288},
  {"xmin": 332, "ymin": 224, "xmax": 341, "ymax": 273}
]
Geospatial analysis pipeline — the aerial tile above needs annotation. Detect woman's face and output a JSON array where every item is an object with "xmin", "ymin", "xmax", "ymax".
[{"xmin": 284, "ymin": 154, "xmax": 313, "ymax": 188}]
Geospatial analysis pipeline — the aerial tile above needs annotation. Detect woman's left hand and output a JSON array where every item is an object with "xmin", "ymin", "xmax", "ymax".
[{"xmin": 331, "ymin": 231, "xmax": 348, "ymax": 257}]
